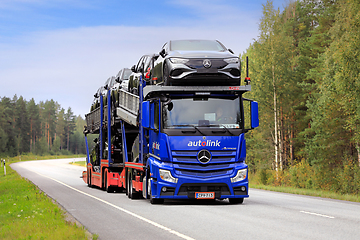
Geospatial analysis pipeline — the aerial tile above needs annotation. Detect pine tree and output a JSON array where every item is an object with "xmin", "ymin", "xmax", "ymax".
[
  {"xmin": 15, "ymin": 96, "xmax": 30, "ymax": 154},
  {"xmin": 64, "ymin": 107, "xmax": 76, "ymax": 151},
  {"xmin": 28, "ymin": 98, "xmax": 41, "ymax": 153}
]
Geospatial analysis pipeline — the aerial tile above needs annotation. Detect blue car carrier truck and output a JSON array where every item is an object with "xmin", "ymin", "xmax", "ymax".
[{"xmin": 83, "ymin": 75, "xmax": 259, "ymax": 204}]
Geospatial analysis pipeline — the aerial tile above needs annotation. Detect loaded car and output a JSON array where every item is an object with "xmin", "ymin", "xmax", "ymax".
[
  {"xmin": 115, "ymin": 68, "xmax": 132, "ymax": 92},
  {"xmin": 103, "ymin": 76, "xmax": 116, "ymax": 106},
  {"xmin": 111, "ymin": 68, "xmax": 132, "ymax": 106},
  {"xmin": 151, "ymin": 39, "xmax": 241, "ymax": 86},
  {"xmin": 127, "ymin": 54, "xmax": 158, "ymax": 95},
  {"xmin": 90, "ymin": 86, "xmax": 105, "ymax": 112}
]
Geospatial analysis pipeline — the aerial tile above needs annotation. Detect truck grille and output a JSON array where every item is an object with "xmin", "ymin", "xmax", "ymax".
[{"xmin": 172, "ymin": 150, "xmax": 236, "ymax": 178}]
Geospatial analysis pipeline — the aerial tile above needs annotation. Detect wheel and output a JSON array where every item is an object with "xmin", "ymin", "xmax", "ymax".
[
  {"xmin": 149, "ymin": 178, "xmax": 164, "ymax": 204},
  {"xmin": 229, "ymin": 198, "xmax": 244, "ymax": 204},
  {"xmin": 127, "ymin": 171, "xmax": 140, "ymax": 199},
  {"xmin": 163, "ymin": 63, "xmax": 171, "ymax": 86},
  {"xmin": 88, "ymin": 171, "xmax": 93, "ymax": 188},
  {"xmin": 105, "ymin": 175, "xmax": 113, "ymax": 193},
  {"xmin": 131, "ymin": 88, "xmax": 138, "ymax": 95}
]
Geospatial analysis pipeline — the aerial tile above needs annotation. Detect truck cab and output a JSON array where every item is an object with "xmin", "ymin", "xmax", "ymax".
[{"xmin": 139, "ymin": 85, "xmax": 258, "ymax": 203}]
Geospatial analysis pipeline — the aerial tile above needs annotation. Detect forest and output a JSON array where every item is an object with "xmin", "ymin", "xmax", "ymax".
[
  {"xmin": 243, "ymin": 0, "xmax": 360, "ymax": 194},
  {"xmin": 0, "ymin": 96, "xmax": 87, "ymax": 157}
]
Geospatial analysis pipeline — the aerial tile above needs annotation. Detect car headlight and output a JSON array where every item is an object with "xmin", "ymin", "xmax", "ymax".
[
  {"xmin": 169, "ymin": 58, "xmax": 189, "ymax": 64},
  {"xmin": 224, "ymin": 57, "xmax": 239, "ymax": 64},
  {"xmin": 159, "ymin": 169, "xmax": 178, "ymax": 183},
  {"xmin": 231, "ymin": 169, "xmax": 247, "ymax": 183}
]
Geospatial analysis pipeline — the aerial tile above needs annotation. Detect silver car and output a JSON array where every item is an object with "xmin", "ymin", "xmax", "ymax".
[{"xmin": 152, "ymin": 40, "xmax": 241, "ymax": 86}]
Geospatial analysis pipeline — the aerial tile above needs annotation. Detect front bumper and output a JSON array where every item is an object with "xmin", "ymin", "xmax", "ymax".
[
  {"xmin": 167, "ymin": 60, "xmax": 241, "ymax": 86},
  {"xmin": 149, "ymin": 160, "xmax": 248, "ymax": 199}
]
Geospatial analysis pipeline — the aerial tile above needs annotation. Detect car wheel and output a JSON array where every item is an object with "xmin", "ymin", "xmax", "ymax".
[
  {"xmin": 131, "ymin": 88, "xmax": 138, "ymax": 95},
  {"xmin": 163, "ymin": 63, "xmax": 171, "ymax": 86}
]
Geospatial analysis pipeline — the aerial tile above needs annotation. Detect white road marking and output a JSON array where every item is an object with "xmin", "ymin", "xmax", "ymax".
[
  {"xmin": 300, "ymin": 210, "xmax": 335, "ymax": 219},
  {"xmin": 36, "ymin": 172, "xmax": 195, "ymax": 240}
]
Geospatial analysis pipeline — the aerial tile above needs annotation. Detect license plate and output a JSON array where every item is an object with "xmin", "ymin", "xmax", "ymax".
[
  {"xmin": 195, "ymin": 192, "xmax": 215, "ymax": 199},
  {"xmin": 197, "ymin": 68, "xmax": 217, "ymax": 73}
]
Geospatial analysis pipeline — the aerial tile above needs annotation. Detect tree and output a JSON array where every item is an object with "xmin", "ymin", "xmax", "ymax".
[
  {"xmin": 55, "ymin": 108, "xmax": 66, "ymax": 152},
  {"xmin": 64, "ymin": 107, "xmax": 76, "ymax": 151},
  {"xmin": 28, "ymin": 98, "xmax": 41, "ymax": 153},
  {"xmin": 15, "ymin": 96, "xmax": 30, "ymax": 154}
]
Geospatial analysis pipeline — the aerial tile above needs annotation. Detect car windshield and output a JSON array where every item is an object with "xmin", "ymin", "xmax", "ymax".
[
  {"xmin": 170, "ymin": 40, "xmax": 226, "ymax": 52},
  {"xmin": 163, "ymin": 97, "xmax": 242, "ymax": 129},
  {"xmin": 123, "ymin": 69, "xmax": 132, "ymax": 80}
]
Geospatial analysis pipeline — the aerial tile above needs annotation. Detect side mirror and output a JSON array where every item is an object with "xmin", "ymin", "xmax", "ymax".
[
  {"xmin": 115, "ymin": 77, "xmax": 122, "ymax": 83},
  {"xmin": 142, "ymin": 101, "xmax": 150, "ymax": 128},
  {"xmin": 243, "ymin": 99, "xmax": 259, "ymax": 131},
  {"xmin": 153, "ymin": 54, "xmax": 159, "ymax": 60},
  {"xmin": 131, "ymin": 65, "xmax": 136, "ymax": 72},
  {"xmin": 251, "ymin": 101, "xmax": 259, "ymax": 129},
  {"xmin": 228, "ymin": 49, "xmax": 234, "ymax": 54},
  {"xmin": 159, "ymin": 49, "xmax": 166, "ymax": 58}
]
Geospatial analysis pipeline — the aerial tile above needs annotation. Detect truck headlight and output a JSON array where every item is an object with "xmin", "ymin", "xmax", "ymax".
[
  {"xmin": 159, "ymin": 169, "xmax": 178, "ymax": 183},
  {"xmin": 231, "ymin": 169, "xmax": 247, "ymax": 183}
]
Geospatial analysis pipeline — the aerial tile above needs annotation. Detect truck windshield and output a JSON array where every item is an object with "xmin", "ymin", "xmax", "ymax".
[{"xmin": 163, "ymin": 97, "xmax": 242, "ymax": 129}]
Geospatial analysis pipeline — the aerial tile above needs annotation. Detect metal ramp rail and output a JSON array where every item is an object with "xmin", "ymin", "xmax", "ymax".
[{"xmin": 85, "ymin": 89, "xmax": 139, "ymax": 134}]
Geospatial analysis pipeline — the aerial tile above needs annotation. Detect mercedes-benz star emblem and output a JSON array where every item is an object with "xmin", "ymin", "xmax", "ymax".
[
  {"xmin": 203, "ymin": 59, "xmax": 212, "ymax": 68},
  {"xmin": 198, "ymin": 149, "xmax": 211, "ymax": 164}
]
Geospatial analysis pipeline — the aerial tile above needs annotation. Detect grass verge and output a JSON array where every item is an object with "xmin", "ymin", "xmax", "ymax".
[
  {"xmin": 250, "ymin": 183, "xmax": 360, "ymax": 203},
  {"xmin": 70, "ymin": 161, "xmax": 86, "ymax": 167},
  {"xmin": 0, "ymin": 155, "xmax": 96, "ymax": 239}
]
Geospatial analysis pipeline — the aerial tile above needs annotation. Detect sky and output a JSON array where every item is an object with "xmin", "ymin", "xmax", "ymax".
[{"xmin": 0, "ymin": 0, "xmax": 286, "ymax": 118}]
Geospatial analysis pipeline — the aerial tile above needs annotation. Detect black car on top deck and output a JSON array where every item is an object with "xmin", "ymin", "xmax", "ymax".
[{"xmin": 151, "ymin": 39, "xmax": 241, "ymax": 86}]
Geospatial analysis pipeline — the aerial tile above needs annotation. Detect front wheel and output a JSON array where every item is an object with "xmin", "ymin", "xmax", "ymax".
[
  {"xmin": 149, "ymin": 179, "xmax": 164, "ymax": 204},
  {"xmin": 163, "ymin": 63, "xmax": 171, "ymax": 86}
]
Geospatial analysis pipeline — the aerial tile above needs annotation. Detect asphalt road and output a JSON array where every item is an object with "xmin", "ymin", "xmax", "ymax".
[{"xmin": 11, "ymin": 158, "xmax": 360, "ymax": 240}]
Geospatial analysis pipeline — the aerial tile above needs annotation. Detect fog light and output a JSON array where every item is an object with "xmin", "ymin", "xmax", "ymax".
[
  {"xmin": 241, "ymin": 186, "xmax": 246, "ymax": 192},
  {"xmin": 162, "ymin": 187, "xmax": 167, "ymax": 192}
]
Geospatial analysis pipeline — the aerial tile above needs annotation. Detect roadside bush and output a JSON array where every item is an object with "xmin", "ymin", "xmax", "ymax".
[
  {"xmin": 289, "ymin": 160, "xmax": 314, "ymax": 189},
  {"xmin": 259, "ymin": 168, "xmax": 268, "ymax": 185},
  {"xmin": 336, "ymin": 158, "xmax": 360, "ymax": 195}
]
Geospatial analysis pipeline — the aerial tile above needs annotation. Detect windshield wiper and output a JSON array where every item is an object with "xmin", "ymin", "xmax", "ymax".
[
  {"xmin": 171, "ymin": 124, "xmax": 205, "ymax": 136},
  {"xmin": 208, "ymin": 124, "xmax": 234, "ymax": 136}
]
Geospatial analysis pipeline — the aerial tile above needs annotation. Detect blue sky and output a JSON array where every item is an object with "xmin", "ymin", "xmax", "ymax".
[{"xmin": 0, "ymin": 0, "xmax": 286, "ymax": 117}]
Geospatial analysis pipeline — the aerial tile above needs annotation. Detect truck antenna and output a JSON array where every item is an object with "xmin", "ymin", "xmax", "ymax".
[{"xmin": 244, "ymin": 56, "xmax": 251, "ymax": 85}]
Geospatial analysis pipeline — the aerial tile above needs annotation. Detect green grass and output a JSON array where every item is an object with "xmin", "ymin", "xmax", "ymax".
[
  {"xmin": 70, "ymin": 161, "xmax": 86, "ymax": 167},
  {"xmin": 0, "ymin": 155, "xmax": 96, "ymax": 240},
  {"xmin": 250, "ymin": 183, "xmax": 360, "ymax": 203}
]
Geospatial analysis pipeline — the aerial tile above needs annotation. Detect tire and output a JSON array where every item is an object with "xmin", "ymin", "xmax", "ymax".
[
  {"xmin": 127, "ymin": 172, "xmax": 132, "ymax": 198},
  {"xmin": 131, "ymin": 88, "xmax": 138, "ymax": 95},
  {"xmin": 88, "ymin": 171, "xmax": 93, "ymax": 188},
  {"xmin": 163, "ymin": 63, "xmax": 171, "ymax": 86},
  {"xmin": 105, "ymin": 175, "xmax": 113, "ymax": 193},
  {"xmin": 229, "ymin": 198, "xmax": 244, "ymax": 204},
  {"xmin": 127, "ymin": 171, "xmax": 140, "ymax": 199},
  {"xmin": 149, "ymin": 179, "xmax": 164, "ymax": 204},
  {"xmin": 87, "ymin": 171, "xmax": 91, "ymax": 187}
]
